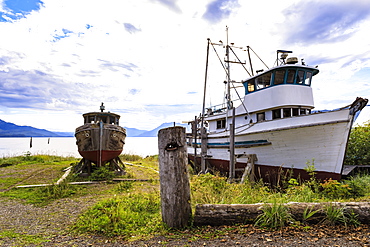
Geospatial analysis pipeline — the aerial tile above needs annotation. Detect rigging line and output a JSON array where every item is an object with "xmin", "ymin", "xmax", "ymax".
[
  {"xmin": 229, "ymin": 80, "xmax": 250, "ymax": 119},
  {"xmin": 229, "ymin": 46, "xmax": 252, "ymax": 77},
  {"xmin": 210, "ymin": 41, "xmax": 229, "ymax": 77},
  {"xmin": 248, "ymin": 46, "xmax": 269, "ymax": 70},
  {"xmin": 227, "ymin": 46, "xmax": 251, "ymax": 118}
]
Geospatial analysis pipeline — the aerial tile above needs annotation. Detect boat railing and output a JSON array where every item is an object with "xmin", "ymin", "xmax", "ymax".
[{"xmin": 206, "ymin": 99, "xmax": 241, "ymax": 116}]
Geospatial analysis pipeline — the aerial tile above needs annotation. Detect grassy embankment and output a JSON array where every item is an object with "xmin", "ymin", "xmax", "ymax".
[{"xmin": 1, "ymin": 153, "xmax": 370, "ymax": 245}]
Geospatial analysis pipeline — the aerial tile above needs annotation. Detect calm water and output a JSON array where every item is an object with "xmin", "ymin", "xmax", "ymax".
[{"xmin": 0, "ymin": 137, "xmax": 158, "ymax": 158}]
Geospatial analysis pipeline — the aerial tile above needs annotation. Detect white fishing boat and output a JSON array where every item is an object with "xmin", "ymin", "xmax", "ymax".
[{"xmin": 187, "ymin": 33, "xmax": 368, "ymax": 182}]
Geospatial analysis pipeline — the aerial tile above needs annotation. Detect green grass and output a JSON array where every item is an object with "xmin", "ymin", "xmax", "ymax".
[
  {"xmin": 1, "ymin": 154, "xmax": 370, "ymax": 243},
  {"xmin": 73, "ymin": 193, "xmax": 163, "ymax": 238},
  {"xmin": 0, "ymin": 230, "xmax": 47, "ymax": 247}
]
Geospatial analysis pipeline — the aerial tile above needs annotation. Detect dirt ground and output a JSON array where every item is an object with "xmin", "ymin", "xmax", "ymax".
[{"xmin": 1, "ymin": 197, "xmax": 370, "ymax": 247}]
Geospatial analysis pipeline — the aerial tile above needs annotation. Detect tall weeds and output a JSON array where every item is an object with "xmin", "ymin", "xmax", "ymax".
[
  {"xmin": 74, "ymin": 193, "xmax": 162, "ymax": 238},
  {"xmin": 254, "ymin": 201, "xmax": 293, "ymax": 229},
  {"xmin": 190, "ymin": 172, "xmax": 370, "ymax": 206}
]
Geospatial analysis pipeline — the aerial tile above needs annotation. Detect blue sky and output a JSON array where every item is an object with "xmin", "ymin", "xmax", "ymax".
[{"xmin": 0, "ymin": 0, "xmax": 369, "ymax": 132}]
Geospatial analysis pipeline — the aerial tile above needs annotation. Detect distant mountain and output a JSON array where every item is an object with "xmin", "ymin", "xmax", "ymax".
[
  {"xmin": 0, "ymin": 119, "xmax": 73, "ymax": 137},
  {"xmin": 53, "ymin": 131, "xmax": 74, "ymax": 137},
  {"xmin": 134, "ymin": 122, "xmax": 188, "ymax": 137},
  {"xmin": 124, "ymin": 127, "xmax": 146, "ymax": 137},
  {"xmin": 0, "ymin": 119, "xmax": 188, "ymax": 138}
]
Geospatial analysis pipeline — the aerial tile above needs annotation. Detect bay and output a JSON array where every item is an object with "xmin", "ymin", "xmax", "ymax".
[{"xmin": 0, "ymin": 137, "xmax": 158, "ymax": 158}]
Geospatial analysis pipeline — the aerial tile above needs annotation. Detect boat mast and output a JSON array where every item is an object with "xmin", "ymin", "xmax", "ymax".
[
  {"xmin": 201, "ymin": 39, "xmax": 210, "ymax": 135},
  {"xmin": 226, "ymin": 26, "xmax": 232, "ymax": 111},
  {"xmin": 225, "ymin": 26, "xmax": 236, "ymax": 180},
  {"xmin": 199, "ymin": 38, "xmax": 211, "ymax": 174}
]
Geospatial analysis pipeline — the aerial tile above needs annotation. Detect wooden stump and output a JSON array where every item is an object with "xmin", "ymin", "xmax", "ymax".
[{"xmin": 158, "ymin": 126, "xmax": 191, "ymax": 228}]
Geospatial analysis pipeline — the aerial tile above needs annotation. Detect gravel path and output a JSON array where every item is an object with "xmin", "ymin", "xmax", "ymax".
[{"xmin": 1, "ymin": 197, "xmax": 370, "ymax": 246}]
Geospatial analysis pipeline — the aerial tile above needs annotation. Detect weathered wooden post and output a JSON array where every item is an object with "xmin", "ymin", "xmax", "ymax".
[
  {"xmin": 158, "ymin": 126, "xmax": 191, "ymax": 228},
  {"xmin": 200, "ymin": 126, "xmax": 208, "ymax": 173},
  {"xmin": 229, "ymin": 107, "xmax": 236, "ymax": 181}
]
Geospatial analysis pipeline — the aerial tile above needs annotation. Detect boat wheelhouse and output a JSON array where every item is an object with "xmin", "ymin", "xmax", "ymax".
[{"xmin": 208, "ymin": 63, "xmax": 319, "ymax": 133}]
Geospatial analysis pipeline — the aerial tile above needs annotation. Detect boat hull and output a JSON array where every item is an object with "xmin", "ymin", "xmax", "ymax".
[
  {"xmin": 188, "ymin": 108, "xmax": 356, "ymax": 181},
  {"xmin": 75, "ymin": 123, "xmax": 126, "ymax": 165}
]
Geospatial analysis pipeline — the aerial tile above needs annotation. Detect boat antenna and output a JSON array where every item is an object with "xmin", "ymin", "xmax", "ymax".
[
  {"xmin": 275, "ymin": 50, "xmax": 292, "ymax": 66},
  {"xmin": 100, "ymin": 102, "xmax": 105, "ymax": 112}
]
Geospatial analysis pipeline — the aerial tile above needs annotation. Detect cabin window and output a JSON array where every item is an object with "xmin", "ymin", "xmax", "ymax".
[
  {"xmin": 286, "ymin": 69, "xmax": 296, "ymax": 84},
  {"xmin": 216, "ymin": 119, "xmax": 226, "ymax": 129},
  {"xmin": 257, "ymin": 112, "xmax": 265, "ymax": 122},
  {"xmin": 292, "ymin": 108, "xmax": 299, "ymax": 116},
  {"xmin": 272, "ymin": 109, "xmax": 281, "ymax": 119},
  {"xmin": 300, "ymin": 109, "xmax": 307, "ymax": 115},
  {"xmin": 247, "ymin": 80, "xmax": 255, "ymax": 93},
  {"xmin": 256, "ymin": 72, "xmax": 272, "ymax": 89},
  {"xmin": 88, "ymin": 116, "xmax": 95, "ymax": 123},
  {"xmin": 273, "ymin": 70, "xmax": 285, "ymax": 85},
  {"xmin": 297, "ymin": 70, "xmax": 305, "ymax": 84},
  {"xmin": 100, "ymin": 116, "xmax": 107, "ymax": 123},
  {"xmin": 304, "ymin": 71, "xmax": 312, "ymax": 85},
  {"xmin": 283, "ymin": 108, "xmax": 291, "ymax": 117}
]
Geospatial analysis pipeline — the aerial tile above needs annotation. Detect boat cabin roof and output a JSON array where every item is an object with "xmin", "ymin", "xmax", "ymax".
[
  {"xmin": 82, "ymin": 112, "xmax": 121, "ymax": 125},
  {"xmin": 243, "ymin": 64, "xmax": 319, "ymax": 95}
]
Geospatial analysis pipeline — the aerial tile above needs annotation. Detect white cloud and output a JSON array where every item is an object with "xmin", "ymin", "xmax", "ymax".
[{"xmin": 0, "ymin": 0, "xmax": 369, "ymax": 132}]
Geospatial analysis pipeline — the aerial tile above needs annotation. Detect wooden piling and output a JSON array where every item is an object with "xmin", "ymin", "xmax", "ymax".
[
  {"xmin": 200, "ymin": 126, "xmax": 208, "ymax": 173},
  {"xmin": 158, "ymin": 126, "xmax": 191, "ymax": 228},
  {"xmin": 229, "ymin": 107, "xmax": 236, "ymax": 180}
]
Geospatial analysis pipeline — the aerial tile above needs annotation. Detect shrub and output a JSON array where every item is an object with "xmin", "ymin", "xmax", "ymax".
[
  {"xmin": 343, "ymin": 174, "xmax": 370, "ymax": 198},
  {"xmin": 320, "ymin": 178, "xmax": 352, "ymax": 199},
  {"xmin": 345, "ymin": 120, "xmax": 370, "ymax": 166}
]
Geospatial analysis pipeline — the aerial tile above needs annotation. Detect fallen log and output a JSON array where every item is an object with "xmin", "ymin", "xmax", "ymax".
[{"xmin": 193, "ymin": 202, "xmax": 370, "ymax": 226}]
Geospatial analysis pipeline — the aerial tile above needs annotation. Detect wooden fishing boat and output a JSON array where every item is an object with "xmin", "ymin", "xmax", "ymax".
[
  {"xmin": 188, "ymin": 33, "xmax": 368, "ymax": 182},
  {"xmin": 75, "ymin": 103, "xmax": 126, "ymax": 167}
]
